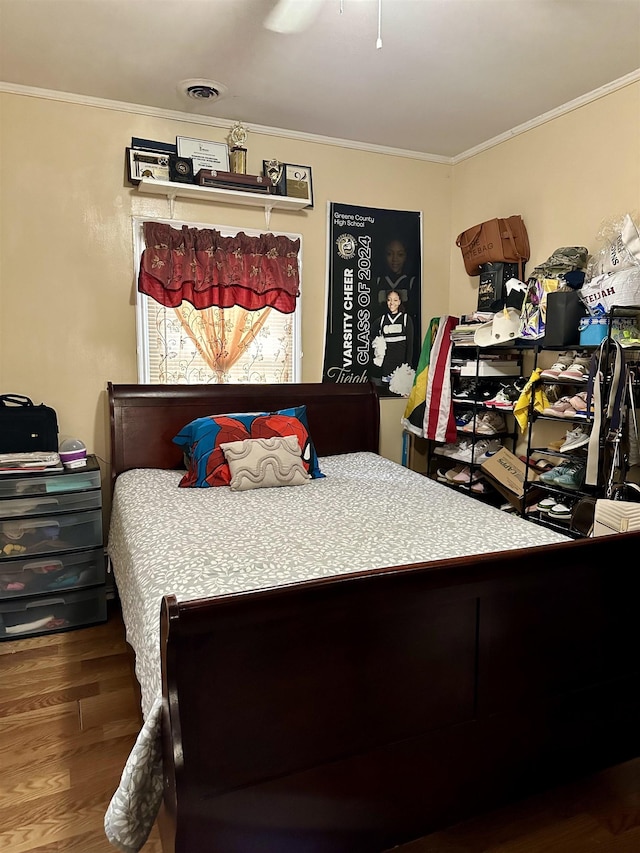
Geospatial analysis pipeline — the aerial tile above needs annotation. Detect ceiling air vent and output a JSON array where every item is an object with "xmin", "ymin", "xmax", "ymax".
[
  {"xmin": 179, "ymin": 79, "xmax": 228, "ymax": 102},
  {"xmin": 186, "ymin": 84, "xmax": 219, "ymax": 100}
]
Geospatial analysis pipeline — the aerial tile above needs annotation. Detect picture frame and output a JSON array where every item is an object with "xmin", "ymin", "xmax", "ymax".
[
  {"xmin": 176, "ymin": 136, "xmax": 230, "ymax": 173},
  {"xmin": 126, "ymin": 147, "xmax": 170, "ymax": 184},
  {"xmin": 131, "ymin": 137, "xmax": 177, "ymax": 156},
  {"xmin": 284, "ymin": 164, "xmax": 313, "ymax": 207}
]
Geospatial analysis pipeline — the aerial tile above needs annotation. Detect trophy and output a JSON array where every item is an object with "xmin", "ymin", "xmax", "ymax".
[
  {"xmin": 264, "ymin": 158, "xmax": 285, "ymax": 195},
  {"xmin": 228, "ymin": 121, "xmax": 248, "ymax": 174}
]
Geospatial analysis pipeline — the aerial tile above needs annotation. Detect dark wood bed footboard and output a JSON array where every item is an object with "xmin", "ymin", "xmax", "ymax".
[{"xmin": 158, "ymin": 534, "xmax": 640, "ymax": 853}]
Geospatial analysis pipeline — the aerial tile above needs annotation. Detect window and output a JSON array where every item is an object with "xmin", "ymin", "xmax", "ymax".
[{"xmin": 133, "ymin": 217, "xmax": 302, "ymax": 384}]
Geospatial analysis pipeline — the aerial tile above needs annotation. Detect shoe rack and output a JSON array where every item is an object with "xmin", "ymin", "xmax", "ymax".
[
  {"xmin": 522, "ymin": 308, "xmax": 640, "ymax": 537},
  {"xmin": 520, "ymin": 346, "xmax": 595, "ymax": 538},
  {"xmin": 428, "ymin": 343, "xmax": 528, "ymax": 506}
]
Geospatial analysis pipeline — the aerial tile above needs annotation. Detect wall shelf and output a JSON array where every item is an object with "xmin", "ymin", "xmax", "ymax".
[{"xmin": 135, "ymin": 178, "xmax": 310, "ymax": 225}]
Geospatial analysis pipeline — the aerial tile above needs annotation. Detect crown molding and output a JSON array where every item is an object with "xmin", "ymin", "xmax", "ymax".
[
  {"xmin": 1, "ymin": 69, "xmax": 638, "ymax": 166},
  {"xmin": 0, "ymin": 81, "xmax": 450, "ymax": 165},
  {"xmin": 452, "ymin": 68, "xmax": 640, "ymax": 164}
]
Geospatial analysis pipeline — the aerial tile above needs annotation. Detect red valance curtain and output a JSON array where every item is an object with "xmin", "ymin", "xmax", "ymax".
[{"xmin": 138, "ymin": 222, "xmax": 301, "ymax": 314}]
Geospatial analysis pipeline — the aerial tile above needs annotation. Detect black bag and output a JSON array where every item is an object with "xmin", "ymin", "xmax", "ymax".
[{"xmin": 0, "ymin": 394, "xmax": 59, "ymax": 453}]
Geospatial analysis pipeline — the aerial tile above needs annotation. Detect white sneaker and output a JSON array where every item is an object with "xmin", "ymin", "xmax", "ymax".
[
  {"xmin": 474, "ymin": 439, "xmax": 502, "ymax": 463},
  {"xmin": 547, "ymin": 502, "xmax": 572, "ymax": 522},
  {"xmin": 435, "ymin": 442, "xmax": 462, "ymax": 457},
  {"xmin": 452, "ymin": 441, "xmax": 474, "ymax": 462},
  {"xmin": 537, "ymin": 496, "xmax": 557, "ymax": 514},
  {"xmin": 560, "ymin": 425, "xmax": 590, "ymax": 452}
]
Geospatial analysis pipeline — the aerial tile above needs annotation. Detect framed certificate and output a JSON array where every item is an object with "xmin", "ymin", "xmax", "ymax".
[{"xmin": 176, "ymin": 137, "xmax": 230, "ymax": 173}]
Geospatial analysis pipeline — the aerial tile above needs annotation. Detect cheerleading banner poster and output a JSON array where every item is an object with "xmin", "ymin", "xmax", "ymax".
[{"xmin": 322, "ymin": 202, "xmax": 422, "ymax": 398}]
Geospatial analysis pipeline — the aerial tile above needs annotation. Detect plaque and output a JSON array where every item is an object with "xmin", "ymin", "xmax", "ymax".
[
  {"xmin": 169, "ymin": 155, "xmax": 195, "ymax": 184},
  {"xmin": 195, "ymin": 169, "xmax": 270, "ymax": 193},
  {"xmin": 126, "ymin": 147, "xmax": 170, "ymax": 183},
  {"xmin": 284, "ymin": 164, "xmax": 313, "ymax": 207}
]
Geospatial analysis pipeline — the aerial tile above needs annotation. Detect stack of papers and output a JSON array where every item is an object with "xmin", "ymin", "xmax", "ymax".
[{"xmin": 0, "ymin": 452, "xmax": 63, "ymax": 473}]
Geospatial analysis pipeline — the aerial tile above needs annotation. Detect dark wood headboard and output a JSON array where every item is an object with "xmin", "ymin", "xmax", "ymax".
[{"xmin": 108, "ymin": 381, "xmax": 380, "ymax": 484}]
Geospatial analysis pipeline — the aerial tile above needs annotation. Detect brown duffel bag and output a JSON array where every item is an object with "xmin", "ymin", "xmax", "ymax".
[{"xmin": 456, "ymin": 215, "xmax": 530, "ymax": 277}]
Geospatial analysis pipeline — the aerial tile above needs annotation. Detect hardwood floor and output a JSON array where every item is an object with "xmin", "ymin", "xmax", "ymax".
[
  {"xmin": 1, "ymin": 604, "xmax": 639, "ymax": 853},
  {"xmin": 0, "ymin": 603, "xmax": 161, "ymax": 853}
]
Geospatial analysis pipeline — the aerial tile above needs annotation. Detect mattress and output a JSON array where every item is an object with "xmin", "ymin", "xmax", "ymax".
[{"xmin": 105, "ymin": 452, "xmax": 569, "ymax": 852}]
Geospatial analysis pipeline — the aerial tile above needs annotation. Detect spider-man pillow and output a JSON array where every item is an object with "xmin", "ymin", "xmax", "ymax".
[{"xmin": 173, "ymin": 405, "xmax": 324, "ymax": 488}]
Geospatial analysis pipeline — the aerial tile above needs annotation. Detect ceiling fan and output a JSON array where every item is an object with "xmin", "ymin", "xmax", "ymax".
[
  {"xmin": 263, "ymin": 0, "xmax": 325, "ymax": 34},
  {"xmin": 264, "ymin": 0, "xmax": 384, "ymax": 49}
]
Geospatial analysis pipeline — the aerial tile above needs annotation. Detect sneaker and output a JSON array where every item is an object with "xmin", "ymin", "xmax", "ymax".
[
  {"xmin": 484, "ymin": 386, "xmax": 519, "ymax": 410},
  {"xmin": 448, "ymin": 440, "xmax": 474, "ymax": 462},
  {"xmin": 437, "ymin": 464, "xmax": 464, "ymax": 482},
  {"xmin": 539, "ymin": 352, "xmax": 574, "ymax": 379},
  {"xmin": 434, "ymin": 442, "xmax": 461, "ymax": 457},
  {"xmin": 560, "ymin": 425, "xmax": 590, "ymax": 452},
  {"xmin": 547, "ymin": 502, "xmax": 573, "ymax": 522},
  {"xmin": 444, "ymin": 464, "xmax": 468, "ymax": 483},
  {"xmin": 553, "ymin": 461, "xmax": 586, "ymax": 489},
  {"xmin": 557, "ymin": 362, "xmax": 589, "ymax": 382},
  {"xmin": 569, "ymin": 391, "xmax": 593, "ymax": 417},
  {"xmin": 547, "ymin": 437, "xmax": 566, "ymax": 451},
  {"xmin": 537, "ymin": 496, "xmax": 558, "ymax": 514},
  {"xmin": 539, "ymin": 461, "xmax": 573, "ymax": 484},
  {"xmin": 452, "ymin": 383, "xmax": 476, "ymax": 402},
  {"xmin": 475, "ymin": 412, "xmax": 507, "ymax": 434},
  {"xmin": 455, "ymin": 409, "xmax": 475, "ymax": 428},
  {"xmin": 474, "ymin": 438, "xmax": 502, "ymax": 464},
  {"xmin": 452, "ymin": 466, "xmax": 481, "ymax": 484},
  {"xmin": 453, "ymin": 381, "xmax": 494, "ymax": 403},
  {"xmin": 542, "ymin": 396, "xmax": 578, "ymax": 418}
]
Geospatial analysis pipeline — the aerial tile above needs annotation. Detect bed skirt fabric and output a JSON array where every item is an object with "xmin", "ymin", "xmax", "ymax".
[
  {"xmin": 104, "ymin": 698, "xmax": 163, "ymax": 853},
  {"xmin": 104, "ymin": 452, "xmax": 569, "ymax": 851}
]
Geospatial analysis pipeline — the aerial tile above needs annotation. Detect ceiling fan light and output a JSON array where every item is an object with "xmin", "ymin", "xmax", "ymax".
[{"xmin": 264, "ymin": 0, "xmax": 324, "ymax": 34}]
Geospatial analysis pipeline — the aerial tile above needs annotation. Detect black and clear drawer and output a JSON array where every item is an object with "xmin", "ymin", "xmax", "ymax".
[
  {"xmin": 0, "ymin": 511, "xmax": 103, "ymax": 559},
  {"xmin": 0, "ymin": 548, "xmax": 105, "ymax": 599},
  {"xmin": 0, "ymin": 465, "xmax": 101, "ymax": 499},
  {"xmin": 0, "ymin": 489, "xmax": 102, "ymax": 519},
  {"xmin": 0, "ymin": 587, "xmax": 107, "ymax": 639}
]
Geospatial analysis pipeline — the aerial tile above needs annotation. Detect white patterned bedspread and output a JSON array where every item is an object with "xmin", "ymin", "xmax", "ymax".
[{"xmin": 105, "ymin": 452, "xmax": 569, "ymax": 852}]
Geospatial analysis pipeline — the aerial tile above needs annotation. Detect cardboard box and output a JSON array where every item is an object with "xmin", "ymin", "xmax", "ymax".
[{"xmin": 481, "ymin": 447, "xmax": 539, "ymax": 509}]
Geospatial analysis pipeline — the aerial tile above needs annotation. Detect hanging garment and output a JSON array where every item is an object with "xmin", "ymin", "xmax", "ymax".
[
  {"xmin": 423, "ymin": 315, "xmax": 459, "ymax": 443},
  {"xmin": 585, "ymin": 339, "xmax": 628, "ymax": 490},
  {"xmin": 401, "ymin": 316, "xmax": 440, "ymax": 437},
  {"xmin": 513, "ymin": 367, "xmax": 550, "ymax": 434}
]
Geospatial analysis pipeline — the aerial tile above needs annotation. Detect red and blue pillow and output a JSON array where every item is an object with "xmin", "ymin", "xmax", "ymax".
[{"xmin": 173, "ymin": 405, "xmax": 324, "ymax": 488}]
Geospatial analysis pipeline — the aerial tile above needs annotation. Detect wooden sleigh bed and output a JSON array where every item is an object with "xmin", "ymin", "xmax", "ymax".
[{"xmin": 106, "ymin": 381, "xmax": 640, "ymax": 853}]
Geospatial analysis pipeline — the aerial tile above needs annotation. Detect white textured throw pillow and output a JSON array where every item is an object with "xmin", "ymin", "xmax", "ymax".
[{"xmin": 220, "ymin": 435, "xmax": 311, "ymax": 491}]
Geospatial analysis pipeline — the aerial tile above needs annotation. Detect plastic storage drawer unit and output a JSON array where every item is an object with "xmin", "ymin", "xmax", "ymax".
[
  {"xmin": 0, "ymin": 587, "xmax": 107, "ymax": 639},
  {"xmin": 0, "ymin": 511, "xmax": 103, "ymax": 559},
  {"xmin": 0, "ymin": 547, "xmax": 105, "ymax": 599},
  {"xmin": 0, "ymin": 489, "xmax": 102, "ymax": 518},
  {"xmin": 0, "ymin": 467, "xmax": 101, "ymax": 499}
]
